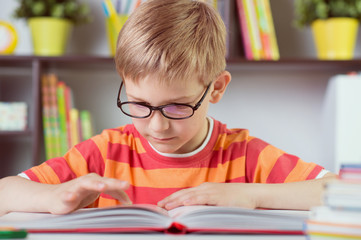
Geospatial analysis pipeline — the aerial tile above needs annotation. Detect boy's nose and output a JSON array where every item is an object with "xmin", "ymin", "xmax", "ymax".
[{"xmin": 148, "ymin": 110, "xmax": 170, "ymax": 133}]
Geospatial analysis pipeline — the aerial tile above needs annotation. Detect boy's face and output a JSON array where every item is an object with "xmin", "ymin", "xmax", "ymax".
[{"xmin": 123, "ymin": 75, "xmax": 211, "ymax": 154}]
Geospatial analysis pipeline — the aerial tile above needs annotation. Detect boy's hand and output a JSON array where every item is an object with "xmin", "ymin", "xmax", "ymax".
[
  {"xmin": 47, "ymin": 173, "xmax": 131, "ymax": 214},
  {"xmin": 158, "ymin": 174, "xmax": 337, "ymax": 211},
  {"xmin": 157, "ymin": 182, "xmax": 258, "ymax": 210}
]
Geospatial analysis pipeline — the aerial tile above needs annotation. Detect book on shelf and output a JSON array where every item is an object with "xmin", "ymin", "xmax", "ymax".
[
  {"xmin": 41, "ymin": 74, "xmax": 94, "ymax": 160},
  {"xmin": 0, "ymin": 204, "xmax": 309, "ymax": 234},
  {"xmin": 56, "ymin": 81, "xmax": 69, "ymax": 155},
  {"xmin": 305, "ymin": 163, "xmax": 361, "ymax": 239},
  {"xmin": 235, "ymin": 0, "xmax": 279, "ymax": 60},
  {"xmin": 47, "ymin": 74, "xmax": 62, "ymax": 158},
  {"xmin": 236, "ymin": 0, "xmax": 253, "ymax": 60},
  {"xmin": 260, "ymin": 0, "xmax": 279, "ymax": 60}
]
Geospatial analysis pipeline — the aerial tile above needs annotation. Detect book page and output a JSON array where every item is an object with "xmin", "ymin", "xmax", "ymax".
[
  {"xmin": 167, "ymin": 205, "xmax": 309, "ymax": 232},
  {"xmin": 0, "ymin": 204, "xmax": 173, "ymax": 231}
]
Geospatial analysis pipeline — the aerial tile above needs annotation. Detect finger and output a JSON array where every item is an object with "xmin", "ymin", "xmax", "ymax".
[
  {"xmin": 72, "ymin": 175, "xmax": 128, "ymax": 194},
  {"xmin": 104, "ymin": 189, "xmax": 132, "ymax": 205},
  {"xmin": 158, "ymin": 188, "xmax": 194, "ymax": 208},
  {"xmin": 161, "ymin": 189, "xmax": 202, "ymax": 210},
  {"xmin": 68, "ymin": 176, "xmax": 131, "ymax": 205},
  {"xmin": 98, "ymin": 178, "xmax": 132, "ymax": 204}
]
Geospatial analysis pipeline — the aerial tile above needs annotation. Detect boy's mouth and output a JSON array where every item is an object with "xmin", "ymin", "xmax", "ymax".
[{"xmin": 151, "ymin": 136, "xmax": 175, "ymax": 142}]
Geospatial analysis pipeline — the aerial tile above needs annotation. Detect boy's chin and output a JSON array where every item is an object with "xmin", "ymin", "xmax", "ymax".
[{"xmin": 150, "ymin": 142, "xmax": 185, "ymax": 154}]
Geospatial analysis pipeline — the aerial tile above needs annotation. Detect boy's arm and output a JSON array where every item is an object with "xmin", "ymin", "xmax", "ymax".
[
  {"xmin": 0, "ymin": 173, "xmax": 131, "ymax": 216},
  {"xmin": 158, "ymin": 172, "xmax": 337, "ymax": 210}
]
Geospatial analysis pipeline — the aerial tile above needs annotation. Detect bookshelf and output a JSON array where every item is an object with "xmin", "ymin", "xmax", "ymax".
[{"xmin": 1, "ymin": 55, "xmax": 361, "ymax": 177}]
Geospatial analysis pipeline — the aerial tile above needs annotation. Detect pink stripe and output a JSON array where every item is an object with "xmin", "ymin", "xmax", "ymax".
[
  {"xmin": 107, "ymin": 142, "xmax": 246, "ymax": 170},
  {"xmin": 46, "ymin": 157, "xmax": 77, "ymax": 183},
  {"xmin": 306, "ymin": 165, "xmax": 323, "ymax": 180},
  {"xmin": 23, "ymin": 169, "xmax": 40, "ymax": 182},
  {"xmin": 266, "ymin": 154, "xmax": 299, "ymax": 183},
  {"xmin": 101, "ymin": 186, "xmax": 182, "ymax": 205},
  {"xmin": 245, "ymin": 138, "xmax": 269, "ymax": 183},
  {"xmin": 76, "ymin": 139, "xmax": 105, "ymax": 176}
]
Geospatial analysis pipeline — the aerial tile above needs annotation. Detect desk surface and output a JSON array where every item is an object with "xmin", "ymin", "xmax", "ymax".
[{"xmin": 25, "ymin": 233, "xmax": 306, "ymax": 240}]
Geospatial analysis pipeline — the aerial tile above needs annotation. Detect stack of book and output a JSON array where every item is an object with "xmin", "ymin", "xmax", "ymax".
[
  {"xmin": 41, "ymin": 74, "xmax": 94, "ymax": 160},
  {"xmin": 236, "ymin": 0, "xmax": 279, "ymax": 60},
  {"xmin": 217, "ymin": 0, "xmax": 279, "ymax": 60},
  {"xmin": 305, "ymin": 164, "xmax": 361, "ymax": 239}
]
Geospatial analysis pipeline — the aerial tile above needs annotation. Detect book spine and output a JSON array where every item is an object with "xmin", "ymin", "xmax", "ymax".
[
  {"xmin": 236, "ymin": 0, "xmax": 253, "ymax": 60},
  {"xmin": 70, "ymin": 108, "xmax": 80, "ymax": 146},
  {"xmin": 262, "ymin": 0, "xmax": 279, "ymax": 60},
  {"xmin": 255, "ymin": 0, "xmax": 271, "ymax": 60},
  {"xmin": 56, "ymin": 81, "xmax": 69, "ymax": 155},
  {"xmin": 48, "ymin": 74, "xmax": 62, "ymax": 158},
  {"xmin": 243, "ymin": 0, "xmax": 262, "ymax": 60},
  {"xmin": 80, "ymin": 110, "xmax": 93, "ymax": 141},
  {"xmin": 41, "ymin": 75, "xmax": 54, "ymax": 160},
  {"xmin": 64, "ymin": 86, "xmax": 73, "ymax": 148}
]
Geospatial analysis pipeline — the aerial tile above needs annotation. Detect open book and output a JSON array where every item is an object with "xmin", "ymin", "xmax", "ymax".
[{"xmin": 0, "ymin": 204, "xmax": 309, "ymax": 234}]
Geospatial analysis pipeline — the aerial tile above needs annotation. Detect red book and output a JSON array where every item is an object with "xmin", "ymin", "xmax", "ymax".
[{"xmin": 236, "ymin": 0, "xmax": 253, "ymax": 60}]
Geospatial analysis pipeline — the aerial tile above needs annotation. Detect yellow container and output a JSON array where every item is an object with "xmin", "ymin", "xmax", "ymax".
[
  {"xmin": 311, "ymin": 18, "xmax": 359, "ymax": 60},
  {"xmin": 28, "ymin": 17, "xmax": 72, "ymax": 56},
  {"xmin": 105, "ymin": 15, "xmax": 128, "ymax": 56}
]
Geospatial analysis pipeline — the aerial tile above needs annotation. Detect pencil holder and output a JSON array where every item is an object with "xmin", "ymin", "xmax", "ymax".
[{"xmin": 105, "ymin": 14, "xmax": 128, "ymax": 56}]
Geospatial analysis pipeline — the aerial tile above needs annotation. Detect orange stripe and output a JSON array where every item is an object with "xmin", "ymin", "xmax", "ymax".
[
  {"xmin": 107, "ymin": 131, "xmax": 146, "ymax": 154},
  {"xmin": 104, "ymin": 156, "xmax": 245, "ymax": 188},
  {"xmin": 63, "ymin": 148, "xmax": 88, "ymax": 177},
  {"xmin": 252, "ymin": 145, "xmax": 285, "ymax": 183},
  {"xmin": 213, "ymin": 131, "xmax": 249, "ymax": 150},
  {"xmin": 285, "ymin": 161, "xmax": 318, "ymax": 183},
  {"xmin": 98, "ymin": 197, "xmax": 120, "ymax": 208},
  {"xmin": 31, "ymin": 163, "xmax": 61, "ymax": 184}
]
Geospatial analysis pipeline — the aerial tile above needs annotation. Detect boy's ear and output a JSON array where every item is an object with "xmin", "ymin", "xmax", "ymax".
[{"xmin": 209, "ymin": 71, "xmax": 231, "ymax": 104}]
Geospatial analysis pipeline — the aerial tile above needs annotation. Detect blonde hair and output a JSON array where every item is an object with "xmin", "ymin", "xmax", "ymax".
[{"xmin": 115, "ymin": 0, "xmax": 226, "ymax": 86}]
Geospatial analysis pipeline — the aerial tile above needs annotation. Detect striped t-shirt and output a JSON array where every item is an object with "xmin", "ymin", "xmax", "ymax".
[{"xmin": 23, "ymin": 118, "xmax": 323, "ymax": 208}]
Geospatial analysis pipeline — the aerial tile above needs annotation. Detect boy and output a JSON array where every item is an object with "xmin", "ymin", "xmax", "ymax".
[{"xmin": 0, "ymin": 0, "xmax": 335, "ymax": 216}]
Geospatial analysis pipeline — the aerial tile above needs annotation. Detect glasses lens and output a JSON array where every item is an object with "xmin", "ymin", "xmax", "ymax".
[
  {"xmin": 162, "ymin": 104, "xmax": 194, "ymax": 119},
  {"xmin": 121, "ymin": 102, "xmax": 151, "ymax": 118}
]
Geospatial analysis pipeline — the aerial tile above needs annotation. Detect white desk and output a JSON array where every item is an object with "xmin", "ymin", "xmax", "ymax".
[{"xmin": 25, "ymin": 233, "xmax": 306, "ymax": 240}]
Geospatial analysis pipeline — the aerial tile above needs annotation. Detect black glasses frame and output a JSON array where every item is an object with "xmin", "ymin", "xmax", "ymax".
[{"xmin": 117, "ymin": 81, "xmax": 212, "ymax": 120}]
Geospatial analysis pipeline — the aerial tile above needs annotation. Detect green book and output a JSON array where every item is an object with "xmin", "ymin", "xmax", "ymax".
[
  {"xmin": 56, "ymin": 81, "xmax": 69, "ymax": 155},
  {"xmin": 80, "ymin": 110, "xmax": 93, "ymax": 141}
]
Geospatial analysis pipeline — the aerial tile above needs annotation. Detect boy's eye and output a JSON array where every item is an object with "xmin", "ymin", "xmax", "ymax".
[
  {"xmin": 162, "ymin": 105, "xmax": 193, "ymax": 118},
  {"xmin": 125, "ymin": 103, "xmax": 151, "ymax": 116}
]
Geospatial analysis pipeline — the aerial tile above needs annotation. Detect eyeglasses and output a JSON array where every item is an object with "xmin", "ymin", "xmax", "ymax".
[{"xmin": 117, "ymin": 81, "xmax": 212, "ymax": 120}]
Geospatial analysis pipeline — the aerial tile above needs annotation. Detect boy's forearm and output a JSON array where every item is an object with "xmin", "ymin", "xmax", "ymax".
[
  {"xmin": 253, "ymin": 173, "xmax": 337, "ymax": 210},
  {"xmin": 0, "ymin": 176, "xmax": 54, "ymax": 215}
]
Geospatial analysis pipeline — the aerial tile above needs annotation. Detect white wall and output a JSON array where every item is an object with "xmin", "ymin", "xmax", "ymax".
[{"xmin": 2, "ymin": 0, "xmax": 361, "ymax": 173}]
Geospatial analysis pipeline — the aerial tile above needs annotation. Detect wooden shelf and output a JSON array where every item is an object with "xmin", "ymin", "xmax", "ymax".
[
  {"xmin": 2, "ymin": 55, "xmax": 361, "ymax": 69},
  {"xmin": 0, "ymin": 130, "xmax": 32, "ymax": 137}
]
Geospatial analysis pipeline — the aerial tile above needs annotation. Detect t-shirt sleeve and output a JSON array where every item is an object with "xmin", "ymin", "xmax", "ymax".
[
  {"xmin": 245, "ymin": 137, "xmax": 324, "ymax": 183},
  {"xmin": 22, "ymin": 134, "xmax": 108, "ymax": 184}
]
